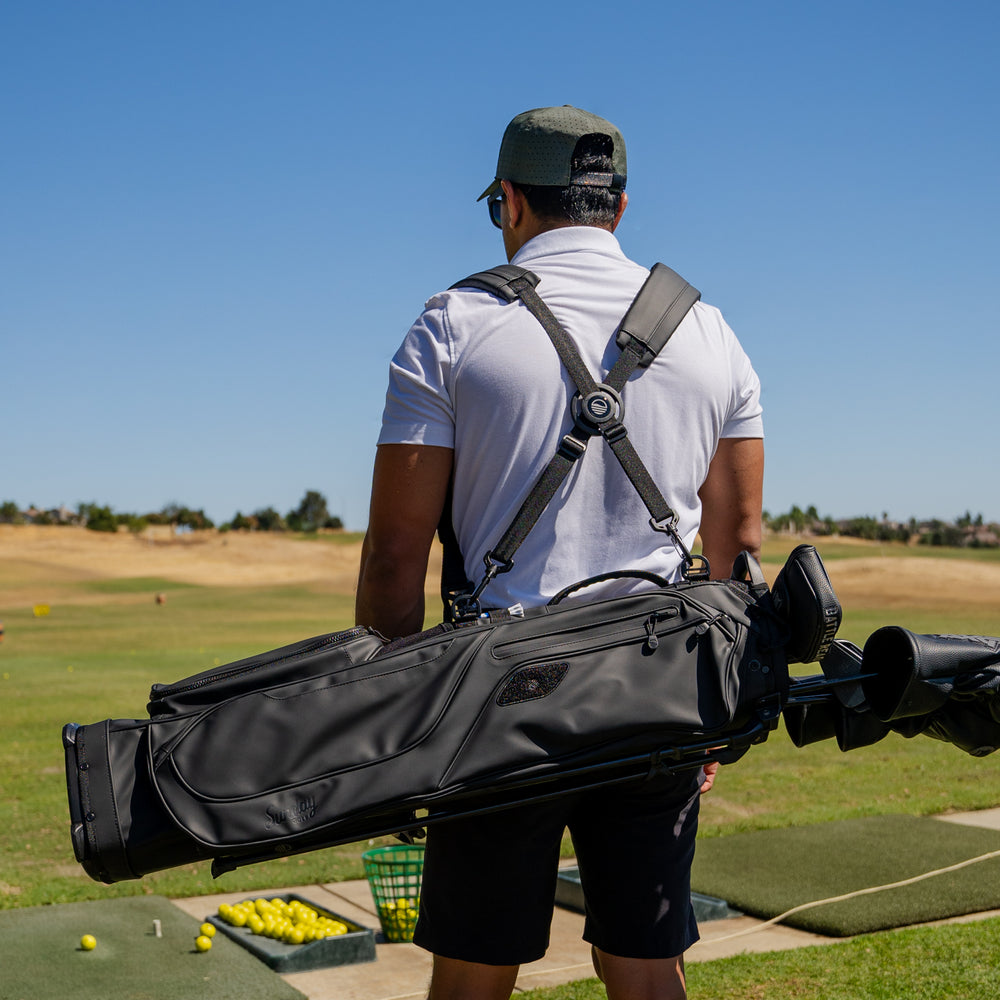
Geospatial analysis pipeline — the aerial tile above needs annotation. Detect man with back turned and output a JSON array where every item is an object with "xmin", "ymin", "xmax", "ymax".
[{"xmin": 357, "ymin": 105, "xmax": 764, "ymax": 999}]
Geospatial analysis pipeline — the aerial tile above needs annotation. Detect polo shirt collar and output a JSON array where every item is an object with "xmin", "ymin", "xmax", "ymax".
[{"xmin": 511, "ymin": 226, "xmax": 625, "ymax": 265}]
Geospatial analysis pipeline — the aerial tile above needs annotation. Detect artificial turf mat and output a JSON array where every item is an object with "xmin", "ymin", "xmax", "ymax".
[
  {"xmin": 690, "ymin": 815, "xmax": 1000, "ymax": 937},
  {"xmin": 0, "ymin": 895, "xmax": 305, "ymax": 1000}
]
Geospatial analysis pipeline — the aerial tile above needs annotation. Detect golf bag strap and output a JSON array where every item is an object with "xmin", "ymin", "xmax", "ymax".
[
  {"xmin": 438, "ymin": 470, "xmax": 470, "ymax": 618},
  {"xmin": 612, "ymin": 263, "xmax": 701, "ymax": 377},
  {"xmin": 437, "ymin": 267, "xmax": 543, "ymax": 614},
  {"xmin": 445, "ymin": 262, "xmax": 704, "ymax": 618},
  {"xmin": 450, "ymin": 264, "xmax": 540, "ymax": 302}
]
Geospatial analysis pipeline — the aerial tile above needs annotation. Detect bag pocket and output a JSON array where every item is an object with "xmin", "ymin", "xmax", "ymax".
[
  {"xmin": 147, "ymin": 628, "xmax": 385, "ymax": 717},
  {"xmin": 154, "ymin": 633, "xmax": 474, "ymax": 801},
  {"xmin": 442, "ymin": 606, "xmax": 748, "ymax": 787}
]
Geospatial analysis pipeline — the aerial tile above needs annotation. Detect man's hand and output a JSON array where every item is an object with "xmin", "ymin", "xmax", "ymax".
[{"xmin": 700, "ymin": 760, "xmax": 719, "ymax": 794}]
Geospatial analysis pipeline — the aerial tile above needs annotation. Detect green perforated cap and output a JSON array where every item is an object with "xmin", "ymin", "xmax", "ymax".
[{"xmin": 477, "ymin": 105, "xmax": 627, "ymax": 201}]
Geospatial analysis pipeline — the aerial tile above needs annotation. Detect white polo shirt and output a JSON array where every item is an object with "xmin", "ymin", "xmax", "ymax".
[{"xmin": 378, "ymin": 227, "xmax": 763, "ymax": 610}]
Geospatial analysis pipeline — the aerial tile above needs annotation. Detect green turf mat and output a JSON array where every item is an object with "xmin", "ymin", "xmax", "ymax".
[
  {"xmin": 0, "ymin": 895, "xmax": 305, "ymax": 1000},
  {"xmin": 691, "ymin": 815, "xmax": 1000, "ymax": 937}
]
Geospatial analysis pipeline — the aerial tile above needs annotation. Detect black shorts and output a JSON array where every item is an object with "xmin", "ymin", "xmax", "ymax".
[{"xmin": 412, "ymin": 769, "xmax": 702, "ymax": 966}]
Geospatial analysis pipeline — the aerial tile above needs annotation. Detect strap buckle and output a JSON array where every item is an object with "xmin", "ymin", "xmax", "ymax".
[
  {"xmin": 557, "ymin": 434, "xmax": 588, "ymax": 461},
  {"xmin": 681, "ymin": 554, "xmax": 711, "ymax": 582},
  {"xmin": 650, "ymin": 514, "xmax": 681, "ymax": 537},
  {"xmin": 571, "ymin": 384, "xmax": 624, "ymax": 437},
  {"xmin": 650, "ymin": 517, "xmax": 712, "ymax": 581},
  {"xmin": 451, "ymin": 551, "xmax": 514, "ymax": 623}
]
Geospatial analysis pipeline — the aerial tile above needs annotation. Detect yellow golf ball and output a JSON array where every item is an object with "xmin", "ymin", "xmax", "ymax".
[
  {"xmin": 199, "ymin": 922, "xmax": 216, "ymax": 938},
  {"xmin": 194, "ymin": 934, "xmax": 213, "ymax": 952},
  {"xmin": 80, "ymin": 934, "xmax": 97, "ymax": 951}
]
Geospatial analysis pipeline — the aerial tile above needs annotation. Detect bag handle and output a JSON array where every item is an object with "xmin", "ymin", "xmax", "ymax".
[{"xmin": 547, "ymin": 570, "xmax": 672, "ymax": 606}]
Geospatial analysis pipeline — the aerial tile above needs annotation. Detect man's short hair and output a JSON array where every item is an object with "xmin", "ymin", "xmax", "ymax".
[{"xmin": 513, "ymin": 134, "xmax": 622, "ymax": 228}]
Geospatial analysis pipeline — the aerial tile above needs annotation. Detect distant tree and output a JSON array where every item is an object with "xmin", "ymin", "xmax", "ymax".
[
  {"xmin": 817, "ymin": 516, "xmax": 838, "ymax": 536},
  {"xmin": 80, "ymin": 503, "xmax": 118, "ymax": 533},
  {"xmin": 287, "ymin": 490, "xmax": 330, "ymax": 533},
  {"xmin": 325, "ymin": 515, "xmax": 344, "ymax": 530},
  {"xmin": 768, "ymin": 504, "xmax": 811, "ymax": 533},
  {"xmin": 840, "ymin": 516, "xmax": 909, "ymax": 542},
  {"xmin": 253, "ymin": 506, "xmax": 287, "ymax": 531},
  {"xmin": 0, "ymin": 501, "xmax": 23, "ymax": 524},
  {"xmin": 229, "ymin": 511, "xmax": 256, "ymax": 531},
  {"xmin": 154, "ymin": 503, "xmax": 214, "ymax": 530},
  {"xmin": 117, "ymin": 513, "xmax": 149, "ymax": 534},
  {"xmin": 919, "ymin": 519, "xmax": 965, "ymax": 547},
  {"xmin": 158, "ymin": 502, "xmax": 184, "ymax": 523}
]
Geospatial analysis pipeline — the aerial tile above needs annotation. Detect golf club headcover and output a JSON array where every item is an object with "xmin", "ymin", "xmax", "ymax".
[
  {"xmin": 771, "ymin": 544, "xmax": 842, "ymax": 664},
  {"xmin": 891, "ymin": 695, "xmax": 1000, "ymax": 757},
  {"xmin": 861, "ymin": 627, "xmax": 1000, "ymax": 722},
  {"xmin": 783, "ymin": 697, "xmax": 837, "ymax": 747},
  {"xmin": 820, "ymin": 639, "xmax": 867, "ymax": 709},
  {"xmin": 783, "ymin": 687, "xmax": 890, "ymax": 752},
  {"xmin": 833, "ymin": 704, "xmax": 892, "ymax": 752}
]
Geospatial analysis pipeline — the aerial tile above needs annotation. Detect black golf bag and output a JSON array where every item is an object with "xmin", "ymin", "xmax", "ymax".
[{"xmin": 64, "ymin": 560, "xmax": 798, "ymax": 884}]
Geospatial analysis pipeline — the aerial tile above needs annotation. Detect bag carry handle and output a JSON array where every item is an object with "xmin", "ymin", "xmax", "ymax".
[{"xmin": 548, "ymin": 570, "xmax": 672, "ymax": 606}]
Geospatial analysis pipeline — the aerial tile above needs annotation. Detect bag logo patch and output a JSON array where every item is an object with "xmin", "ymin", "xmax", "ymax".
[
  {"xmin": 497, "ymin": 662, "xmax": 569, "ymax": 706},
  {"xmin": 264, "ymin": 796, "xmax": 317, "ymax": 830}
]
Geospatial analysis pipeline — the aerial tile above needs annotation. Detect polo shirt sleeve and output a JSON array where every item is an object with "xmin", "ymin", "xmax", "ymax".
[
  {"xmin": 721, "ymin": 328, "xmax": 764, "ymax": 440},
  {"xmin": 377, "ymin": 296, "xmax": 456, "ymax": 448}
]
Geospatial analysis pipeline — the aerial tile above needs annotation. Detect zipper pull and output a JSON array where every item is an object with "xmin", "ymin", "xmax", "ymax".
[
  {"xmin": 644, "ymin": 614, "xmax": 660, "ymax": 651},
  {"xmin": 696, "ymin": 613, "xmax": 727, "ymax": 636}
]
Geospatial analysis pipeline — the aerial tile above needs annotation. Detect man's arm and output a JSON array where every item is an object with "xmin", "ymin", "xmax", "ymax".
[
  {"xmin": 355, "ymin": 443, "xmax": 454, "ymax": 638},
  {"xmin": 697, "ymin": 436, "xmax": 764, "ymax": 794},
  {"xmin": 697, "ymin": 437, "xmax": 765, "ymax": 580}
]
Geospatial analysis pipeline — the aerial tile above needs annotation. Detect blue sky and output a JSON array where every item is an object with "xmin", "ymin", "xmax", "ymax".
[{"xmin": 2, "ymin": 1, "xmax": 997, "ymax": 530}]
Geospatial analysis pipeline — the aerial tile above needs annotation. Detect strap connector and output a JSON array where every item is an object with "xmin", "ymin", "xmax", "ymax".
[
  {"xmin": 482, "ymin": 550, "xmax": 514, "ymax": 576},
  {"xmin": 450, "ymin": 551, "xmax": 515, "ymax": 623},
  {"xmin": 571, "ymin": 384, "xmax": 624, "ymax": 437},
  {"xmin": 650, "ymin": 514, "xmax": 681, "ymax": 536},
  {"xmin": 557, "ymin": 434, "xmax": 588, "ymax": 461},
  {"xmin": 601, "ymin": 421, "xmax": 628, "ymax": 445},
  {"xmin": 682, "ymin": 554, "xmax": 711, "ymax": 582}
]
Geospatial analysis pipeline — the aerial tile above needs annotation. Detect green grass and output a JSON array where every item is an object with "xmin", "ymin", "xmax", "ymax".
[
  {"xmin": 81, "ymin": 576, "xmax": 203, "ymax": 594},
  {"xmin": 1, "ymin": 536, "xmax": 998, "ymax": 953},
  {"xmin": 0, "ymin": 575, "xmax": 388, "ymax": 910},
  {"xmin": 520, "ymin": 917, "xmax": 1000, "ymax": 999}
]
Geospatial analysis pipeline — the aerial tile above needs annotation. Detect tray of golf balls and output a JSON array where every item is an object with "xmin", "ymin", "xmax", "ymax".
[{"xmin": 208, "ymin": 892, "xmax": 376, "ymax": 972}]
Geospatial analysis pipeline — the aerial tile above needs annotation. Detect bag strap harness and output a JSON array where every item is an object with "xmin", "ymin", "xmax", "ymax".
[{"xmin": 446, "ymin": 262, "xmax": 704, "ymax": 621}]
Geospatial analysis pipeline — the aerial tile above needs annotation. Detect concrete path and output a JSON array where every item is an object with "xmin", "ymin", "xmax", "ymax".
[{"xmin": 170, "ymin": 808, "xmax": 1000, "ymax": 1000}]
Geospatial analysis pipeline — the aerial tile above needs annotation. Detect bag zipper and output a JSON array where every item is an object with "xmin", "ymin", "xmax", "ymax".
[
  {"xmin": 151, "ymin": 628, "xmax": 371, "ymax": 699},
  {"xmin": 643, "ymin": 609, "xmax": 681, "ymax": 651},
  {"xmin": 695, "ymin": 613, "xmax": 737, "ymax": 642}
]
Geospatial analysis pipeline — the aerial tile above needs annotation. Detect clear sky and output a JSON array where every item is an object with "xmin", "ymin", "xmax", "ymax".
[{"xmin": 2, "ymin": 1, "xmax": 997, "ymax": 530}]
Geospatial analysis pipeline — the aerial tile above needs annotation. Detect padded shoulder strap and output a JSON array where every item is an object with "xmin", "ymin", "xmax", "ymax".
[
  {"xmin": 615, "ymin": 263, "xmax": 701, "ymax": 368},
  {"xmin": 450, "ymin": 265, "xmax": 540, "ymax": 302}
]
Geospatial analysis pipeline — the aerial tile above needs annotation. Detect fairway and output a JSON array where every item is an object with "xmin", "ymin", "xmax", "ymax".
[{"xmin": 1, "ymin": 526, "xmax": 999, "ymax": 912}]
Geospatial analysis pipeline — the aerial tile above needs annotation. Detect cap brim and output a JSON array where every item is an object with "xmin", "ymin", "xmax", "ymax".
[{"xmin": 477, "ymin": 178, "xmax": 500, "ymax": 202}]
